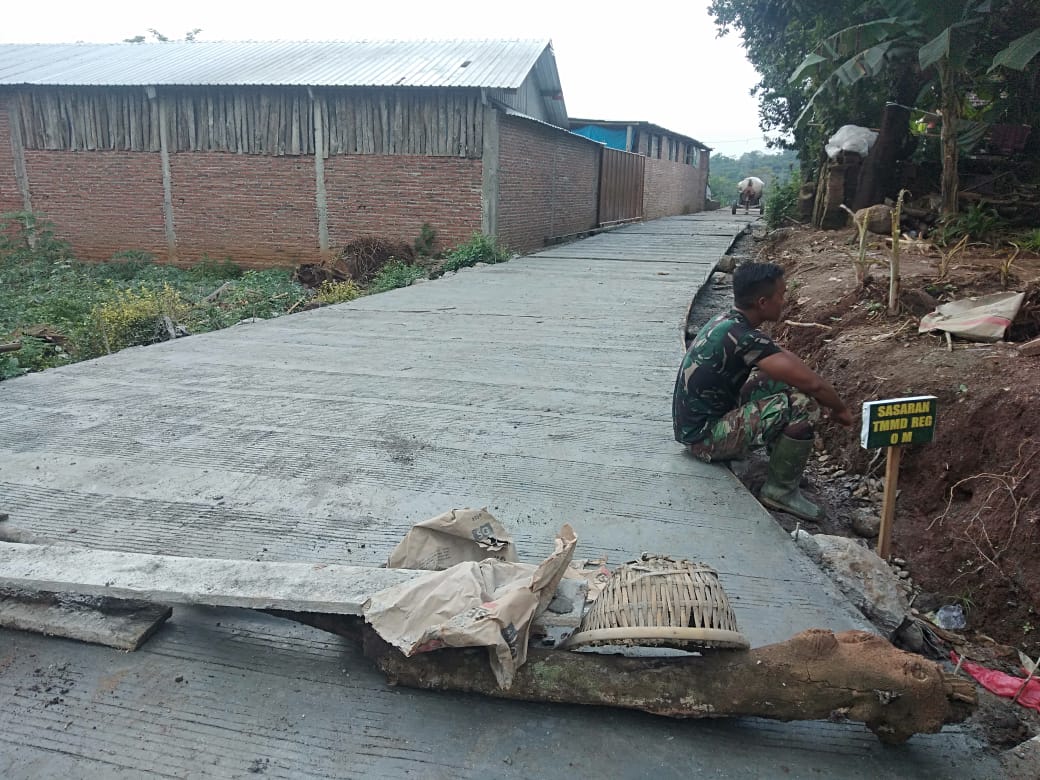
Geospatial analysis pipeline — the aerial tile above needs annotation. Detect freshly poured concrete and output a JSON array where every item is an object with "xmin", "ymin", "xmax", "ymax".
[{"xmin": 0, "ymin": 214, "xmax": 996, "ymax": 777}]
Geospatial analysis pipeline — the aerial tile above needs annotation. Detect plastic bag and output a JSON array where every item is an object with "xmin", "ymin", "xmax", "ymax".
[{"xmin": 825, "ymin": 125, "xmax": 879, "ymax": 159}]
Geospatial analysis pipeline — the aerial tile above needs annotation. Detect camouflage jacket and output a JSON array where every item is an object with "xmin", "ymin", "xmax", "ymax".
[{"xmin": 672, "ymin": 309, "xmax": 782, "ymax": 443}]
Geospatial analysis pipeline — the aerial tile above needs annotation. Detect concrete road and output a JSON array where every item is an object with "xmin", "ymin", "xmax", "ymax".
[{"xmin": 0, "ymin": 213, "xmax": 999, "ymax": 778}]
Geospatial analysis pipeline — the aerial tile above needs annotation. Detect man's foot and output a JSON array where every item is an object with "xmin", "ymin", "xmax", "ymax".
[{"xmin": 760, "ymin": 484, "xmax": 823, "ymax": 521}]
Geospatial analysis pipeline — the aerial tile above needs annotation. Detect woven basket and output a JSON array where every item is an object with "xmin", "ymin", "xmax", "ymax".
[{"xmin": 564, "ymin": 554, "xmax": 749, "ymax": 650}]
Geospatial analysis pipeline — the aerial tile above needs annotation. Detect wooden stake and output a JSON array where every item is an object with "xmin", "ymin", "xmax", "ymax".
[{"xmin": 877, "ymin": 446, "xmax": 902, "ymax": 559}]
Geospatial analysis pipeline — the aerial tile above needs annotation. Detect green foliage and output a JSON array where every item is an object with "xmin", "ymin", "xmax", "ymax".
[
  {"xmin": 316, "ymin": 280, "xmax": 362, "ymax": 304},
  {"xmin": 88, "ymin": 284, "xmax": 186, "ymax": 354},
  {"xmin": 413, "ymin": 222, "xmax": 438, "ymax": 257},
  {"xmin": 937, "ymin": 202, "xmax": 1007, "ymax": 247},
  {"xmin": 367, "ymin": 261, "xmax": 426, "ymax": 293},
  {"xmin": 190, "ymin": 256, "xmax": 245, "ymax": 280},
  {"xmin": 0, "ymin": 211, "xmax": 71, "ymax": 262},
  {"xmin": 0, "ymin": 336, "xmax": 68, "ymax": 380},
  {"xmin": 1016, "ymin": 228, "xmax": 1040, "ymax": 253},
  {"xmin": 710, "ymin": 150, "xmax": 800, "ymax": 198},
  {"xmin": 440, "ymin": 233, "xmax": 509, "ymax": 274},
  {"xmin": 709, "ymin": 1, "xmax": 1040, "ymax": 192},
  {"xmin": 1, "ymin": 218, "xmax": 307, "ymax": 378},
  {"xmin": 764, "ymin": 176, "xmax": 802, "ymax": 229}
]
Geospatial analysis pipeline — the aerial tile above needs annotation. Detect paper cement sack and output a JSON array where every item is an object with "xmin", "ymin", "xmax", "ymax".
[
  {"xmin": 365, "ymin": 524, "xmax": 577, "ymax": 688},
  {"xmin": 919, "ymin": 291, "xmax": 1025, "ymax": 342},
  {"xmin": 387, "ymin": 508, "xmax": 518, "ymax": 570}
]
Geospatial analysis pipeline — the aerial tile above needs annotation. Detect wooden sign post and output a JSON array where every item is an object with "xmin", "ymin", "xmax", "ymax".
[{"xmin": 860, "ymin": 396, "xmax": 938, "ymax": 559}]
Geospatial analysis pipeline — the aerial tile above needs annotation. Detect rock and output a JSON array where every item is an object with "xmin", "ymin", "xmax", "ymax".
[
  {"xmin": 892, "ymin": 557, "xmax": 907, "ymax": 567},
  {"xmin": 1001, "ymin": 734, "xmax": 1040, "ymax": 780},
  {"xmin": 855, "ymin": 204, "xmax": 894, "ymax": 236},
  {"xmin": 897, "ymin": 570, "xmax": 911, "ymax": 579},
  {"xmin": 791, "ymin": 529, "xmax": 822, "ymax": 564},
  {"xmin": 852, "ymin": 510, "xmax": 881, "ymax": 538},
  {"xmin": 809, "ymin": 533, "xmax": 911, "ymax": 635}
]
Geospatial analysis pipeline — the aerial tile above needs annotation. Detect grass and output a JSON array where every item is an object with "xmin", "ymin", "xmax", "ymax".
[{"xmin": 0, "ymin": 214, "xmax": 517, "ymax": 380}]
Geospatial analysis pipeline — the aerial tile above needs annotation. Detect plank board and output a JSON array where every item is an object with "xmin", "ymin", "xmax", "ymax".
[
  {"xmin": 0, "ymin": 588, "xmax": 171, "ymax": 651},
  {"xmin": 0, "ymin": 542, "xmax": 418, "ymax": 614}
]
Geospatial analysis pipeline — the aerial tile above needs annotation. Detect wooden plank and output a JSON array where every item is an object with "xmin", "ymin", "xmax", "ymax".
[
  {"xmin": 0, "ymin": 542, "xmax": 418, "ymax": 614},
  {"xmin": 0, "ymin": 588, "xmax": 171, "ymax": 651},
  {"xmin": 6, "ymin": 98, "xmax": 34, "ymax": 214},
  {"xmin": 0, "ymin": 541, "xmax": 586, "ymax": 629}
]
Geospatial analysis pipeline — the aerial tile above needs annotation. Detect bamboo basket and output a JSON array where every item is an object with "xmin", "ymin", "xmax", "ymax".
[{"xmin": 564, "ymin": 554, "xmax": 749, "ymax": 650}]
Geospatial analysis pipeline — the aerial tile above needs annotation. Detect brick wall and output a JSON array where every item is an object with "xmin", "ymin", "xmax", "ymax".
[
  {"xmin": 497, "ymin": 115, "xmax": 600, "ymax": 253},
  {"xmin": 170, "ymin": 153, "xmax": 318, "ymax": 267},
  {"xmin": 0, "ymin": 140, "xmax": 483, "ymax": 267},
  {"xmin": 0, "ymin": 97, "xmax": 25, "ymax": 217},
  {"xmin": 324, "ymin": 155, "xmax": 482, "ymax": 254},
  {"xmin": 24, "ymin": 150, "xmax": 168, "ymax": 260},
  {"xmin": 643, "ymin": 156, "xmax": 707, "ymax": 220}
]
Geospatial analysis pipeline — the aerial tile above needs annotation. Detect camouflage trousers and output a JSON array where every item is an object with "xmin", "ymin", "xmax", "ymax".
[{"xmin": 687, "ymin": 374, "xmax": 819, "ymax": 463}]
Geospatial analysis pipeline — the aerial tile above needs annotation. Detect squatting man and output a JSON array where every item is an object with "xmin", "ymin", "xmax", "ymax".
[{"xmin": 672, "ymin": 262, "xmax": 854, "ymax": 520}]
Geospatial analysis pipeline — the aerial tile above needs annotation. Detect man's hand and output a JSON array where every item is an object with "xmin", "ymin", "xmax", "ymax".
[{"xmin": 830, "ymin": 407, "xmax": 854, "ymax": 427}]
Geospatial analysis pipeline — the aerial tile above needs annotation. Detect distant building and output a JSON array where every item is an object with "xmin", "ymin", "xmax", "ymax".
[
  {"xmin": 0, "ymin": 41, "xmax": 710, "ymax": 266},
  {"xmin": 571, "ymin": 119, "xmax": 710, "ymax": 218}
]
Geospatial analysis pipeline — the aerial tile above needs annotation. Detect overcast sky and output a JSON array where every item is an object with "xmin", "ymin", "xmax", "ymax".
[{"xmin": 2, "ymin": 0, "xmax": 771, "ymax": 157}]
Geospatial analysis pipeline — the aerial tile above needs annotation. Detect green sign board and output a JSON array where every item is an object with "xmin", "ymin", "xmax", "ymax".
[{"xmin": 860, "ymin": 395, "xmax": 938, "ymax": 449}]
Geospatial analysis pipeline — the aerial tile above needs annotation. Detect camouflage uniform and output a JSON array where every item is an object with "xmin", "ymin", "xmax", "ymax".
[{"xmin": 672, "ymin": 309, "xmax": 819, "ymax": 462}]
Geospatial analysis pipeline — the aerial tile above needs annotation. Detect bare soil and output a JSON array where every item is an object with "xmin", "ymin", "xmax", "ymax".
[{"xmin": 698, "ymin": 222, "xmax": 1040, "ymax": 756}]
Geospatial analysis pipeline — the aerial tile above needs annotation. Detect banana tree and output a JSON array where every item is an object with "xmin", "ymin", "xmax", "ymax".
[{"xmin": 788, "ymin": 0, "xmax": 1035, "ymax": 217}]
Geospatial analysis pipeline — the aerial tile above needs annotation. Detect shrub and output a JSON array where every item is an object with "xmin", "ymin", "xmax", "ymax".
[
  {"xmin": 1017, "ymin": 228, "xmax": 1040, "ymax": 253},
  {"xmin": 89, "ymin": 283, "xmax": 186, "ymax": 355},
  {"xmin": 368, "ymin": 261, "xmax": 426, "ymax": 293},
  {"xmin": 316, "ymin": 280, "xmax": 362, "ymax": 304},
  {"xmin": 937, "ymin": 202, "xmax": 1006, "ymax": 247},
  {"xmin": 765, "ymin": 177, "xmax": 801, "ymax": 230},
  {"xmin": 413, "ymin": 222, "xmax": 437, "ymax": 257},
  {"xmin": 190, "ymin": 256, "xmax": 245, "ymax": 280},
  {"xmin": 0, "ymin": 211, "xmax": 70, "ymax": 262},
  {"xmin": 440, "ymin": 233, "xmax": 509, "ymax": 274}
]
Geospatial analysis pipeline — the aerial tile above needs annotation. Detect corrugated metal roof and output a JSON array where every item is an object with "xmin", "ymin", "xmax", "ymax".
[{"xmin": 0, "ymin": 39, "xmax": 551, "ymax": 89}]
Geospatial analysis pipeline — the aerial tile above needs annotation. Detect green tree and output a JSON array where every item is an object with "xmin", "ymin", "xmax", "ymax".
[{"xmin": 791, "ymin": 0, "xmax": 1040, "ymax": 216}]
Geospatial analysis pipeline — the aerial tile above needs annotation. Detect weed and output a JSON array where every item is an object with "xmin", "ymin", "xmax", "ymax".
[
  {"xmin": 839, "ymin": 204, "xmax": 878, "ymax": 285},
  {"xmin": 368, "ymin": 261, "xmax": 426, "ymax": 293},
  {"xmin": 764, "ymin": 176, "xmax": 800, "ymax": 229},
  {"xmin": 440, "ymin": 233, "xmax": 509, "ymax": 274},
  {"xmin": 413, "ymin": 223, "xmax": 437, "ymax": 257},
  {"xmin": 1000, "ymin": 243, "xmax": 1019, "ymax": 289},
  {"xmin": 937, "ymin": 235, "xmax": 969, "ymax": 281},
  {"xmin": 316, "ymin": 280, "xmax": 362, "ymax": 304},
  {"xmin": 938, "ymin": 202, "xmax": 1006, "ymax": 247},
  {"xmin": 1018, "ymin": 228, "xmax": 1040, "ymax": 253},
  {"xmin": 89, "ymin": 283, "xmax": 186, "ymax": 354},
  {"xmin": 0, "ymin": 211, "xmax": 70, "ymax": 261},
  {"xmin": 190, "ymin": 256, "xmax": 245, "ymax": 280}
]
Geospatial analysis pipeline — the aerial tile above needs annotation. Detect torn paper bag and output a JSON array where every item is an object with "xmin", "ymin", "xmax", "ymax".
[
  {"xmin": 387, "ymin": 508, "xmax": 518, "ymax": 570},
  {"xmin": 365, "ymin": 524, "xmax": 577, "ymax": 688}
]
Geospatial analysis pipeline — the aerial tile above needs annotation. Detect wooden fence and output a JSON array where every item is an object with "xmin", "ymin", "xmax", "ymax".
[
  {"xmin": 598, "ymin": 147, "xmax": 644, "ymax": 224},
  {"xmin": 12, "ymin": 86, "xmax": 484, "ymax": 158}
]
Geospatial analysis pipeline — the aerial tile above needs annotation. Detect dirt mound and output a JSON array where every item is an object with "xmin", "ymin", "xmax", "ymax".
[{"xmin": 754, "ymin": 225, "xmax": 1040, "ymax": 659}]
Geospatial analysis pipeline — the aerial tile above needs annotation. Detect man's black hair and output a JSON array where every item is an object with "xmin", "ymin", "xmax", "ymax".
[{"xmin": 733, "ymin": 262, "xmax": 784, "ymax": 308}]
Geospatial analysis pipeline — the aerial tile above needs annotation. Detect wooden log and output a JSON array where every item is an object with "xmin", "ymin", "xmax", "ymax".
[
  {"xmin": 363, "ymin": 627, "xmax": 976, "ymax": 745},
  {"xmin": 0, "ymin": 342, "xmax": 22, "ymax": 353}
]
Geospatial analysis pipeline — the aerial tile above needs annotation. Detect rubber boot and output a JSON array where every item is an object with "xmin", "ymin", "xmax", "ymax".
[{"xmin": 759, "ymin": 434, "xmax": 823, "ymax": 521}]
